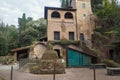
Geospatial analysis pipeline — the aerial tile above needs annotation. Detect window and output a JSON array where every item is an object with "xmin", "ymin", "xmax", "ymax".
[
  {"xmin": 65, "ymin": 12, "xmax": 73, "ymax": 19},
  {"xmin": 80, "ymin": 33, "xmax": 84, "ymax": 41},
  {"xmin": 82, "ymin": 3, "xmax": 86, "ymax": 8},
  {"xmin": 69, "ymin": 32, "xmax": 74, "ymax": 40},
  {"xmin": 54, "ymin": 31, "xmax": 60, "ymax": 40},
  {"xmin": 51, "ymin": 11, "xmax": 60, "ymax": 18},
  {"xmin": 83, "ymin": 14, "xmax": 87, "ymax": 20}
]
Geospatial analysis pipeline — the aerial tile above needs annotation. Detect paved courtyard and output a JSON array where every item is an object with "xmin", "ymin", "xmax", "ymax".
[{"xmin": 0, "ymin": 68, "xmax": 120, "ymax": 80}]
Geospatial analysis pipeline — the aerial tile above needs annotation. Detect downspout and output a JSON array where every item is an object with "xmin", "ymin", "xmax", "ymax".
[
  {"xmin": 74, "ymin": 1, "xmax": 78, "ymax": 40},
  {"xmin": 75, "ymin": 11, "xmax": 78, "ymax": 40}
]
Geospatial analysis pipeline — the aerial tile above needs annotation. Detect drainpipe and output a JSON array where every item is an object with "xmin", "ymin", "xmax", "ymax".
[{"xmin": 75, "ymin": 5, "xmax": 78, "ymax": 40}]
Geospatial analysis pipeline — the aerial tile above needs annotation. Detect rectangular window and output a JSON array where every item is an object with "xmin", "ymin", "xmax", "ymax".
[
  {"xmin": 69, "ymin": 32, "xmax": 74, "ymax": 40},
  {"xmin": 80, "ymin": 33, "xmax": 84, "ymax": 41},
  {"xmin": 54, "ymin": 31, "xmax": 60, "ymax": 40},
  {"xmin": 82, "ymin": 3, "xmax": 86, "ymax": 8}
]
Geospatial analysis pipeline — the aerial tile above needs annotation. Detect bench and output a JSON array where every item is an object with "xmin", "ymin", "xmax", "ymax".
[
  {"xmin": 107, "ymin": 67, "xmax": 120, "ymax": 75},
  {"xmin": 90, "ymin": 64, "xmax": 106, "ymax": 69}
]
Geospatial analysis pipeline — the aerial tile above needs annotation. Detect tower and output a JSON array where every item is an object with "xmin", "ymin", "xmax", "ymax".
[{"xmin": 71, "ymin": 0, "xmax": 93, "ymax": 46}]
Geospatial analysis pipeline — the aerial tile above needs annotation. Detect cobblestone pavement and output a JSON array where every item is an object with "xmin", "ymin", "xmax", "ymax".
[{"xmin": 0, "ymin": 68, "xmax": 120, "ymax": 80}]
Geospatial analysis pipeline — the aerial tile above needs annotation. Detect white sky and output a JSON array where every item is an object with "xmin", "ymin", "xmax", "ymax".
[
  {"xmin": 0, "ymin": 0, "xmax": 61, "ymax": 26},
  {"xmin": 0, "ymin": 0, "xmax": 120, "ymax": 27}
]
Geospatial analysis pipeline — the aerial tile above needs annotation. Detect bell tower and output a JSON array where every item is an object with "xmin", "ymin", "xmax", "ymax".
[{"xmin": 72, "ymin": 0, "xmax": 93, "ymax": 46}]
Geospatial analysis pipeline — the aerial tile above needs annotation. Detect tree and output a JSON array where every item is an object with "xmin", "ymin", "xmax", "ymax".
[
  {"xmin": 60, "ymin": 0, "xmax": 72, "ymax": 8},
  {"xmin": 93, "ymin": 0, "xmax": 120, "ymax": 62},
  {"xmin": 91, "ymin": 0, "xmax": 103, "ymax": 12},
  {"xmin": 0, "ymin": 23, "xmax": 18, "ymax": 56},
  {"xmin": 95, "ymin": 0, "xmax": 120, "ymax": 34},
  {"xmin": 18, "ymin": 13, "xmax": 47, "ymax": 47},
  {"xmin": 18, "ymin": 13, "xmax": 33, "ymax": 47},
  {"xmin": 25, "ymin": 18, "xmax": 47, "ymax": 41}
]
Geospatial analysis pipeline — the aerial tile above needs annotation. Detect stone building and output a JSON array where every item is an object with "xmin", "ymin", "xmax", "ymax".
[
  {"xmin": 45, "ymin": 0, "xmax": 93, "ymax": 45},
  {"xmin": 12, "ymin": 0, "xmax": 98, "ymax": 67},
  {"xmin": 44, "ymin": 0, "xmax": 97, "ymax": 66}
]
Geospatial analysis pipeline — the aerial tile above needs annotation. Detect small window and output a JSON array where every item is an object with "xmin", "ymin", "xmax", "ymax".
[
  {"xmin": 83, "ymin": 14, "xmax": 87, "ymax": 20},
  {"xmin": 80, "ymin": 33, "xmax": 84, "ymax": 41},
  {"xmin": 65, "ymin": 12, "xmax": 73, "ymax": 19},
  {"xmin": 54, "ymin": 31, "xmax": 60, "ymax": 40},
  {"xmin": 69, "ymin": 32, "xmax": 74, "ymax": 40},
  {"xmin": 82, "ymin": 3, "xmax": 86, "ymax": 8},
  {"xmin": 51, "ymin": 11, "xmax": 60, "ymax": 18}
]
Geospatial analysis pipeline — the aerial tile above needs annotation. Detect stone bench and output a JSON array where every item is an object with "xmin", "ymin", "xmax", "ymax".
[
  {"xmin": 107, "ymin": 67, "xmax": 120, "ymax": 76},
  {"xmin": 90, "ymin": 64, "xmax": 106, "ymax": 69}
]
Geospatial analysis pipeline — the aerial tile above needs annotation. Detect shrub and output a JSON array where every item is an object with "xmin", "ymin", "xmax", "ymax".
[
  {"xmin": 2, "ymin": 57, "xmax": 14, "ymax": 65},
  {"xmin": 103, "ymin": 59, "xmax": 120, "ymax": 67},
  {"xmin": 30, "ymin": 65, "xmax": 40, "ymax": 74}
]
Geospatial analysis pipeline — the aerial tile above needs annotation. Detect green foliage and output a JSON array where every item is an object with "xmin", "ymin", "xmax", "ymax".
[
  {"xmin": 103, "ymin": 59, "xmax": 120, "ymax": 67},
  {"xmin": 111, "ymin": 43, "xmax": 120, "ymax": 63},
  {"xmin": 0, "ymin": 56, "xmax": 14, "ymax": 65},
  {"xmin": 82, "ymin": 43, "xmax": 100, "ymax": 56},
  {"xmin": 30, "ymin": 65, "xmax": 40, "ymax": 74},
  {"xmin": 0, "ymin": 23, "xmax": 18, "ymax": 56},
  {"xmin": 93, "ymin": 1, "xmax": 120, "ymax": 63},
  {"xmin": 60, "ymin": 0, "xmax": 72, "ymax": 8},
  {"xmin": 48, "ymin": 40, "xmax": 79, "ymax": 46},
  {"xmin": 91, "ymin": 0, "xmax": 103, "ymax": 12},
  {"xmin": 95, "ymin": 0, "xmax": 120, "ymax": 34},
  {"xmin": 18, "ymin": 13, "xmax": 33, "ymax": 47},
  {"xmin": 18, "ymin": 13, "xmax": 47, "ymax": 47},
  {"xmin": 46, "ymin": 42, "xmax": 53, "ymax": 50},
  {"xmin": 0, "ymin": 13, "xmax": 47, "ymax": 56},
  {"xmin": 42, "ymin": 50, "xmax": 58, "ymax": 60}
]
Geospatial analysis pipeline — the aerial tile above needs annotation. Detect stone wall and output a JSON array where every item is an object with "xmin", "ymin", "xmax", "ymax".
[
  {"xmin": 47, "ymin": 9, "xmax": 77, "ymax": 41},
  {"xmin": 78, "ymin": 0, "xmax": 93, "ymax": 39},
  {"xmin": 72, "ymin": 0, "xmax": 93, "ymax": 45},
  {"xmin": 29, "ymin": 43, "xmax": 46, "ymax": 59}
]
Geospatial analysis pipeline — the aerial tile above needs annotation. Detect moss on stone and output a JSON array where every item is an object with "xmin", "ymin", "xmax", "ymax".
[
  {"xmin": 42, "ymin": 50, "xmax": 58, "ymax": 60},
  {"xmin": 103, "ymin": 59, "xmax": 120, "ymax": 67}
]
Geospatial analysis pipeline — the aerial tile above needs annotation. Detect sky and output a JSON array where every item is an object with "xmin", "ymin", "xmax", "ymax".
[
  {"xmin": 0, "ymin": 0, "xmax": 120, "ymax": 27},
  {"xmin": 0, "ymin": 0, "xmax": 61, "ymax": 26}
]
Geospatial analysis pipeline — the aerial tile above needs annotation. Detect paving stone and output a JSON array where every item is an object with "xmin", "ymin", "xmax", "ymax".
[{"xmin": 0, "ymin": 68, "xmax": 120, "ymax": 80}]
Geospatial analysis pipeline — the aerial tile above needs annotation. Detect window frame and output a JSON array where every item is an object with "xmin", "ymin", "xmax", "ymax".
[
  {"xmin": 54, "ymin": 31, "xmax": 60, "ymax": 40},
  {"xmin": 80, "ymin": 33, "xmax": 84, "ymax": 41},
  {"xmin": 51, "ymin": 11, "xmax": 60, "ymax": 18},
  {"xmin": 82, "ymin": 3, "xmax": 86, "ymax": 8},
  {"xmin": 64, "ymin": 12, "xmax": 73, "ymax": 19},
  {"xmin": 69, "ymin": 32, "xmax": 74, "ymax": 40}
]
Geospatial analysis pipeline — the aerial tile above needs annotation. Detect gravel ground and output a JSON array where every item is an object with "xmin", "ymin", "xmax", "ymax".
[{"xmin": 0, "ymin": 68, "xmax": 120, "ymax": 80}]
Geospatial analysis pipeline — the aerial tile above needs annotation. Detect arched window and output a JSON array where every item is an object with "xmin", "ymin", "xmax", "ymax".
[
  {"xmin": 51, "ymin": 11, "xmax": 60, "ymax": 18},
  {"xmin": 83, "ymin": 14, "xmax": 87, "ymax": 20},
  {"xmin": 64, "ymin": 12, "xmax": 73, "ymax": 19}
]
